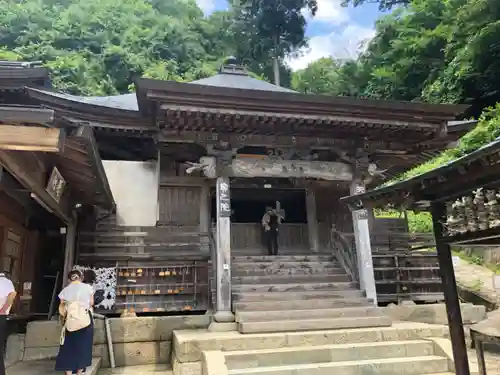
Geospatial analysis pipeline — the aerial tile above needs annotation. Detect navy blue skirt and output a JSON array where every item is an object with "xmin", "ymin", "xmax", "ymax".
[{"xmin": 55, "ymin": 314, "xmax": 93, "ymax": 372}]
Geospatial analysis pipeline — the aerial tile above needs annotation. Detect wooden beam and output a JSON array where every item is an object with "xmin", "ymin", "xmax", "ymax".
[
  {"xmin": 430, "ymin": 202, "xmax": 470, "ymax": 375},
  {"xmin": 0, "ymin": 125, "xmax": 65, "ymax": 152},
  {"xmin": 226, "ymin": 158, "xmax": 353, "ymax": 181},
  {"xmin": 0, "ymin": 106, "xmax": 54, "ymax": 124},
  {"xmin": 159, "ymin": 130, "xmax": 428, "ymax": 153},
  {"xmin": 0, "ymin": 150, "xmax": 69, "ymax": 223},
  {"xmin": 73, "ymin": 126, "xmax": 115, "ymax": 210}
]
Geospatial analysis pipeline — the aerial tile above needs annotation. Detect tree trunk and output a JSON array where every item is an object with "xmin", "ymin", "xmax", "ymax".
[{"xmin": 273, "ymin": 33, "xmax": 280, "ymax": 86}]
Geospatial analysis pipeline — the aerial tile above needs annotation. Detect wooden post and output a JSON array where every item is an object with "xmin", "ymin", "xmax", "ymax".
[
  {"xmin": 200, "ymin": 184, "xmax": 211, "ymax": 255},
  {"xmin": 213, "ymin": 177, "xmax": 235, "ymax": 323},
  {"xmin": 62, "ymin": 211, "xmax": 77, "ymax": 287},
  {"xmin": 431, "ymin": 202, "xmax": 471, "ymax": 375},
  {"xmin": 306, "ymin": 189, "xmax": 319, "ymax": 252},
  {"xmin": 350, "ymin": 180, "xmax": 377, "ymax": 304}
]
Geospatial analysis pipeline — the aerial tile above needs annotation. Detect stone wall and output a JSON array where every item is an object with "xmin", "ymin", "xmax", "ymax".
[
  {"xmin": 20, "ymin": 315, "xmax": 210, "ymax": 367},
  {"xmin": 382, "ymin": 303, "xmax": 487, "ymax": 325}
]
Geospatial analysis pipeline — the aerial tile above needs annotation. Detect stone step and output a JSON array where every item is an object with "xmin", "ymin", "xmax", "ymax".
[
  {"xmin": 235, "ymin": 306, "xmax": 384, "ymax": 322},
  {"xmin": 234, "ymin": 297, "xmax": 372, "ymax": 311},
  {"xmin": 233, "ymin": 289, "xmax": 365, "ymax": 302},
  {"xmin": 232, "ymin": 274, "xmax": 351, "ymax": 285},
  {"xmin": 231, "ymin": 261, "xmax": 339, "ymax": 269},
  {"xmin": 238, "ymin": 315, "xmax": 392, "ymax": 333},
  {"xmin": 224, "ymin": 340, "xmax": 435, "ymax": 369},
  {"xmin": 232, "ymin": 281, "xmax": 357, "ymax": 293},
  {"xmin": 173, "ymin": 322, "xmax": 450, "ymax": 363},
  {"xmin": 227, "ymin": 356, "xmax": 449, "ymax": 375},
  {"xmin": 97, "ymin": 364, "xmax": 172, "ymax": 375},
  {"xmin": 6, "ymin": 358, "xmax": 102, "ymax": 375},
  {"xmin": 232, "ymin": 255, "xmax": 334, "ymax": 263},
  {"xmin": 231, "ymin": 266, "xmax": 344, "ymax": 277}
]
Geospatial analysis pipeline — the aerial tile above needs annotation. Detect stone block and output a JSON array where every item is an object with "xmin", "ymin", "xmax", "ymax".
[
  {"xmin": 24, "ymin": 315, "xmax": 210, "ymax": 348},
  {"xmin": 24, "ymin": 319, "xmax": 106, "ymax": 348},
  {"xmin": 173, "ymin": 323, "xmax": 450, "ymax": 363},
  {"xmin": 108, "ymin": 315, "xmax": 209, "ymax": 343},
  {"xmin": 208, "ymin": 322, "xmax": 237, "ymax": 332},
  {"xmin": 235, "ymin": 306, "xmax": 383, "ymax": 322},
  {"xmin": 173, "ymin": 356, "xmax": 202, "ymax": 375},
  {"xmin": 202, "ymin": 351, "xmax": 228, "ymax": 375},
  {"xmin": 224, "ymin": 340, "xmax": 435, "ymax": 369},
  {"xmin": 238, "ymin": 315, "xmax": 392, "ymax": 334},
  {"xmin": 94, "ymin": 341, "xmax": 171, "ymax": 367},
  {"xmin": 383, "ymin": 303, "xmax": 487, "ymax": 325},
  {"xmin": 5, "ymin": 334, "xmax": 25, "ymax": 368},
  {"xmin": 23, "ymin": 346, "xmax": 58, "ymax": 361}
]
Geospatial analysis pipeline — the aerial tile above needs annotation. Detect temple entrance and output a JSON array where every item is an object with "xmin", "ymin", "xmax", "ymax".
[{"xmin": 211, "ymin": 188, "xmax": 309, "ymax": 255}]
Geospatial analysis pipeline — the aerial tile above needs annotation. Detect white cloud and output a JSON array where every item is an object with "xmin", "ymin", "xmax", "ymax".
[
  {"xmin": 303, "ymin": 0, "xmax": 349, "ymax": 23},
  {"xmin": 288, "ymin": 24, "xmax": 375, "ymax": 71},
  {"xmin": 196, "ymin": 0, "xmax": 216, "ymax": 14},
  {"xmin": 315, "ymin": 0, "xmax": 349, "ymax": 22}
]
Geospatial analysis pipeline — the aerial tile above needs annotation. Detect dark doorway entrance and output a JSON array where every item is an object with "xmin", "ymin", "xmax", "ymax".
[{"xmin": 211, "ymin": 188, "xmax": 306, "ymax": 224}]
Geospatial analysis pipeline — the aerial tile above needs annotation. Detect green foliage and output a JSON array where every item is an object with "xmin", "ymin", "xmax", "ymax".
[
  {"xmin": 0, "ymin": 0, "xmax": 244, "ymax": 94},
  {"xmin": 229, "ymin": 0, "xmax": 317, "ymax": 84},
  {"xmin": 374, "ymin": 209, "xmax": 433, "ymax": 233},
  {"xmin": 341, "ymin": 0, "xmax": 410, "ymax": 11}
]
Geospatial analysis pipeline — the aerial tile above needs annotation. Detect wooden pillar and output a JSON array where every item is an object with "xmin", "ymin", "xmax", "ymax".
[
  {"xmin": 199, "ymin": 184, "xmax": 211, "ymax": 255},
  {"xmin": 350, "ymin": 180, "xmax": 377, "ymax": 304},
  {"xmin": 306, "ymin": 188, "xmax": 319, "ymax": 252},
  {"xmin": 213, "ymin": 177, "xmax": 235, "ymax": 323},
  {"xmin": 431, "ymin": 202, "xmax": 470, "ymax": 375},
  {"xmin": 62, "ymin": 211, "xmax": 77, "ymax": 287}
]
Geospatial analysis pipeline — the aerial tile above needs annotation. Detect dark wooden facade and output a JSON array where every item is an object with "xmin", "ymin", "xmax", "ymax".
[{"xmin": 0, "ymin": 59, "xmax": 472, "ymax": 316}]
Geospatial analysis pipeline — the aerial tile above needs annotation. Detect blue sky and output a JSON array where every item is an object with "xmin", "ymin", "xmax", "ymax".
[{"xmin": 196, "ymin": 0, "xmax": 384, "ymax": 70}]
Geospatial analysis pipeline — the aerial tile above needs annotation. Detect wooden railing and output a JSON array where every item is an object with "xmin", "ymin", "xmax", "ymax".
[
  {"xmin": 370, "ymin": 232, "xmax": 435, "ymax": 253},
  {"xmin": 329, "ymin": 228, "xmax": 358, "ymax": 282}
]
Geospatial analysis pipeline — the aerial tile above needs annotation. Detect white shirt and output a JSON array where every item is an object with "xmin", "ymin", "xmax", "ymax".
[
  {"xmin": 0, "ymin": 274, "xmax": 15, "ymax": 315},
  {"xmin": 58, "ymin": 282, "xmax": 94, "ymax": 309}
]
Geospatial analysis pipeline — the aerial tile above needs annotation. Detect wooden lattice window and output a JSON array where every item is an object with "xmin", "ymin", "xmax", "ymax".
[{"xmin": 3, "ymin": 230, "xmax": 22, "ymax": 289}]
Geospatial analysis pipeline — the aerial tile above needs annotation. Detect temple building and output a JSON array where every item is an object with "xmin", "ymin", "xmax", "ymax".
[{"xmin": 0, "ymin": 58, "xmax": 475, "ymax": 328}]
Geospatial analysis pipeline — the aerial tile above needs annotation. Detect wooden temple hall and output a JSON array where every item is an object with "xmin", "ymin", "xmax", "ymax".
[{"xmin": 0, "ymin": 58, "xmax": 476, "ymax": 325}]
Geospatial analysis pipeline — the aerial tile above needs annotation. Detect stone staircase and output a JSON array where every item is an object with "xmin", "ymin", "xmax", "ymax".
[
  {"xmin": 231, "ymin": 254, "xmax": 391, "ymax": 333},
  {"xmin": 172, "ymin": 323, "xmax": 469, "ymax": 375}
]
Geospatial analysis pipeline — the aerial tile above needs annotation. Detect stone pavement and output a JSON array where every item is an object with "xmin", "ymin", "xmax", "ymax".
[
  {"xmin": 454, "ymin": 259, "xmax": 499, "ymax": 305},
  {"xmin": 6, "ymin": 358, "xmax": 101, "ymax": 375},
  {"xmin": 468, "ymin": 348, "xmax": 500, "ymax": 375},
  {"xmin": 98, "ymin": 364, "xmax": 172, "ymax": 375}
]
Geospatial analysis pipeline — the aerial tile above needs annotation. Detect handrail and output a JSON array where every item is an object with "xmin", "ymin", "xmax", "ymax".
[{"xmin": 329, "ymin": 228, "xmax": 358, "ymax": 282}]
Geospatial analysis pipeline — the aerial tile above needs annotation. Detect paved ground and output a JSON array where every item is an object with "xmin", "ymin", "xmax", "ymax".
[
  {"xmin": 455, "ymin": 258, "xmax": 499, "ymax": 305},
  {"xmin": 468, "ymin": 348, "xmax": 500, "ymax": 375},
  {"xmin": 98, "ymin": 364, "xmax": 172, "ymax": 375},
  {"xmin": 6, "ymin": 358, "xmax": 101, "ymax": 375},
  {"xmin": 5, "ymin": 361, "xmax": 172, "ymax": 375}
]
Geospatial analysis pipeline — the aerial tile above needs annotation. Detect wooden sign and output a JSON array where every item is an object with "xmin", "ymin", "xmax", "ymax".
[
  {"xmin": 217, "ymin": 177, "xmax": 231, "ymax": 218},
  {"xmin": 228, "ymin": 159, "xmax": 352, "ymax": 181},
  {"xmin": 46, "ymin": 167, "xmax": 66, "ymax": 203},
  {"xmin": 0, "ymin": 125, "xmax": 64, "ymax": 153}
]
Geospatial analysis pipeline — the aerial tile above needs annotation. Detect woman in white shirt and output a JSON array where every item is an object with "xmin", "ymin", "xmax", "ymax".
[{"xmin": 55, "ymin": 270, "xmax": 94, "ymax": 375}]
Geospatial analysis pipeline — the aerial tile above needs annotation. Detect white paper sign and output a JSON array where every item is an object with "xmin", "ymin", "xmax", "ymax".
[
  {"xmin": 452, "ymin": 256, "xmax": 460, "ymax": 267},
  {"xmin": 493, "ymin": 275, "xmax": 500, "ymax": 292},
  {"xmin": 223, "ymin": 264, "xmax": 230, "ymax": 270}
]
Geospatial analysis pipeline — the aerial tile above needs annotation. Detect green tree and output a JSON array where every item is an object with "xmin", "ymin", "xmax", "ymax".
[
  {"xmin": 341, "ymin": 0, "xmax": 410, "ymax": 11},
  {"xmin": 230, "ymin": 0, "xmax": 318, "ymax": 86}
]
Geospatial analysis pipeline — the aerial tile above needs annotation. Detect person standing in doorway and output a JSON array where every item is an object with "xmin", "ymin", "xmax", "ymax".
[
  {"xmin": 0, "ymin": 272, "xmax": 17, "ymax": 375},
  {"xmin": 262, "ymin": 207, "xmax": 282, "ymax": 255}
]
